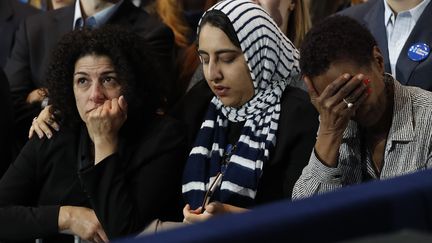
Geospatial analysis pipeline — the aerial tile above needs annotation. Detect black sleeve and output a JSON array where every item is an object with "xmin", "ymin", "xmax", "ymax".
[
  {"xmin": 4, "ymin": 18, "xmax": 42, "ymax": 150},
  {"xmin": 78, "ymin": 118, "xmax": 188, "ymax": 239},
  {"xmin": 0, "ymin": 137, "xmax": 59, "ymax": 241},
  {"xmin": 4, "ymin": 19, "xmax": 35, "ymax": 107},
  {"xmin": 0, "ymin": 69, "xmax": 15, "ymax": 176},
  {"xmin": 280, "ymin": 94, "xmax": 319, "ymax": 198},
  {"xmin": 256, "ymin": 87, "xmax": 319, "ymax": 203}
]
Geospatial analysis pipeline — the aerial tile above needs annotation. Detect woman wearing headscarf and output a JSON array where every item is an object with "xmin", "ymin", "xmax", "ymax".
[{"xmin": 181, "ymin": 0, "xmax": 319, "ymax": 223}]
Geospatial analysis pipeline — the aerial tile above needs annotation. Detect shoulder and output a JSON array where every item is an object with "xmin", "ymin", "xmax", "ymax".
[
  {"xmin": 17, "ymin": 126, "xmax": 79, "ymax": 163},
  {"xmin": 279, "ymin": 86, "xmax": 319, "ymax": 129},
  {"xmin": 280, "ymin": 86, "xmax": 315, "ymax": 111},
  {"xmin": 404, "ymin": 85, "xmax": 432, "ymax": 111},
  {"xmin": 135, "ymin": 115, "xmax": 187, "ymax": 151},
  {"xmin": 170, "ymin": 80, "xmax": 213, "ymax": 119},
  {"xmin": 114, "ymin": 1, "xmax": 172, "ymax": 37},
  {"xmin": 395, "ymin": 83, "xmax": 432, "ymax": 136},
  {"xmin": 23, "ymin": 5, "xmax": 72, "ymax": 29},
  {"xmin": 135, "ymin": 14, "xmax": 173, "ymax": 42},
  {"xmin": 337, "ymin": 0, "xmax": 380, "ymax": 20},
  {"xmin": 150, "ymin": 115, "xmax": 186, "ymax": 136},
  {"xmin": 7, "ymin": 0, "xmax": 40, "ymax": 20}
]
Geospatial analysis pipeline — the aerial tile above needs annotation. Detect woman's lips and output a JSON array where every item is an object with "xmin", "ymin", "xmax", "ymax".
[{"xmin": 213, "ymin": 85, "xmax": 229, "ymax": 97}]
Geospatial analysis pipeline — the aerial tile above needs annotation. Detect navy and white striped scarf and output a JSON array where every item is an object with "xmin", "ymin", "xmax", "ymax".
[{"xmin": 182, "ymin": 0, "xmax": 300, "ymax": 209}]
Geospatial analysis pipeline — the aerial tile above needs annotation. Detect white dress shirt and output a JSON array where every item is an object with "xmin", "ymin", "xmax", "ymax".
[{"xmin": 384, "ymin": 0, "xmax": 430, "ymax": 78}]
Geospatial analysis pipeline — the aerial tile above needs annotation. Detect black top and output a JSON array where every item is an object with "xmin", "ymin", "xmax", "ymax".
[
  {"xmin": 170, "ymin": 80, "xmax": 319, "ymax": 203},
  {"xmin": 0, "ymin": 115, "xmax": 187, "ymax": 242}
]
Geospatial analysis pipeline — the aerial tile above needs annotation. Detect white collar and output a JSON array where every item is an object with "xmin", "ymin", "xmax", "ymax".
[
  {"xmin": 72, "ymin": 0, "xmax": 124, "ymax": 29},
  {"xmin": 384, "ymin": 0, "xmax": 431, "ymax": 25}
]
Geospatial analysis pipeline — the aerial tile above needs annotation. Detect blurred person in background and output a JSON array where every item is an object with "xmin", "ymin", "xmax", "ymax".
[
  {"xmin": 253, "ymin": 0, "xmax": 311, "ymax": 48},
  {"xmin": 338, "ymin": 0, "xmax": 432, "ymax": 91},
  {"xmin": 0, "ymin": 0, "xmax": 39, "ymax": 68},
  {"xmin": 308, "ymin": 0, "xmax": 351, "ymax": 25}
]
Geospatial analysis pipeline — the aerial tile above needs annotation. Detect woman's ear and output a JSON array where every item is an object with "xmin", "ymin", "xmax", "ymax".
[{"xmin": 373, "ymin": 46, "xmax": 385, "ymax": 73}]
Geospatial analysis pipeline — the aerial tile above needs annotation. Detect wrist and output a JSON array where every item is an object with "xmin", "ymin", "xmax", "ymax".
[
  {"xmin": 315, "ymin": 133, "xmax": 343, "ymax": 168},
  {"xmin": 93, "ymin": 136, "xmax": 118, "ymax": 164},
  {"xmin": 58, "ymin": 206, "xmax": 71, "ymax": 231}
]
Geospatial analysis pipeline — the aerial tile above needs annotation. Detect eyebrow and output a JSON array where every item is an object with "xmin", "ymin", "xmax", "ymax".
[
  {"xmin": 73, "ymin": 70, "xmax": 117, "ymax": 76},
  {"xmin": 197, "ymin": 49, "xmax": 240, "ymax": 55}
]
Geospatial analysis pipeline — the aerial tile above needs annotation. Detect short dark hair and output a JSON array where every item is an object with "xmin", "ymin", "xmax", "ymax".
[
  {"xmin": 300, "ymin": 15, "xmax": 377, "ymax": 78},
  {"xmin": 46, "ymin": 25, "xmax": 163, "ymax": 127},
  {"xmin": 198, "ymin": 9, "xmax": 241, "ymax": 48}
]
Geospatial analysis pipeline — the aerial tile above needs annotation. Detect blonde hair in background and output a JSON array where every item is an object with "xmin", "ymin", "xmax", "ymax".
[{"xmin": 288, "ymin": 0, "xmax": 312, "ymax": 47}]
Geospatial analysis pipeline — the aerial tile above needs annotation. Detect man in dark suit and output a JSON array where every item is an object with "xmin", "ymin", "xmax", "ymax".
[
  {"xmin": 0, "ymin": 69, "xmax": 14, "ymax": 178},
  {"xmin": 0, "ymin": 0, "xmax": 39, "ymax": 68},
  {"xmin": 4, "ymin": 0, "xmax": 176, "ymax": 149},
  {"xmin": 338, "ymin": 0, "xmax": 432, "ymax": 91}
]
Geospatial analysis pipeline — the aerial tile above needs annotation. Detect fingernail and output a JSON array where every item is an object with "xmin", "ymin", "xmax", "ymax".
[
  {"xmin": 357, "ymin": 74, "xmax": 364, "ymax": 80},
  {"xmin": 363, "ymin": 78, "xmax": 370, "ymax": 85},
  {"xmin": 343, "ymin": 73, "xmax": 350, "ymax": 79},
  {"xmin": 38, "ymin": 134, "xmax": 42, "ymax": 139},
  {"xmin": 54, "ymin": 126, "xmax": 60, "ymax": 131},
  {"xmin": 47, "ymin": 134, "xmax": 52, "ymax": 139}
]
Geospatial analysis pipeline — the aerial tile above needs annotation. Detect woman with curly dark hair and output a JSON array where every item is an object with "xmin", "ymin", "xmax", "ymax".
[{"xmin": 0, "ymin": 26, "xmax": 187, "ymax": 242}]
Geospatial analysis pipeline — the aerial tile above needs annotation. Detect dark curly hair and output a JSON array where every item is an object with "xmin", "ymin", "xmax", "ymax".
[
  {"xmin": 300, "ymin": 15, "xmax": 377, "ymax": 79},
  {"xmin": 46, "ymin": 25, "xmax": 163, "ymax": 128}
]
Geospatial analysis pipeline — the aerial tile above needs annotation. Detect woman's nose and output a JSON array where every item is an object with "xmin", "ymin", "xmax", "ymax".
[
  {"xmin": 89, "ymin": 82, "xmax": 105, "ymax": 103},
  {"xmin": 207, "ymin": 61, "xmax": 223, "ymax": 83}
]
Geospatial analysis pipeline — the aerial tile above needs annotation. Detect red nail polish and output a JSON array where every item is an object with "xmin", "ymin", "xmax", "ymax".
[
  {"xmin": 363, "ymin": 78, "xmax": 370, "ymax": 85},
  {"xmin": 367, "ymin": 87, "xmax": 372, "ymax": 94}
]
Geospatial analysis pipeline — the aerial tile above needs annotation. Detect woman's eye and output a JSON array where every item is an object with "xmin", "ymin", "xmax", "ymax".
[
  {"xmin": 77, "ymin": 78, "xmax": 88, "ymax": 85},
  {"xmin": 102, "ymin": 76, "xmax": 119, "ymax": 84},
  {"xmin": 102, "ymin": 76, "xmax": 119, "ymax": 87},
  {"xmin": 220, "ymin": 55, "xmax": 236, "ymax": 64},
  {"xmin": 200, "ymin": 57, "xmax": 209, "ymax": 64}
]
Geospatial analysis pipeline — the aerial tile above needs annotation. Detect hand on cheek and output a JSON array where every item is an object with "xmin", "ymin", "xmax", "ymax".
[{"xmin": 86, "ymin": 95, "xmax": 128, "ymax": 164}]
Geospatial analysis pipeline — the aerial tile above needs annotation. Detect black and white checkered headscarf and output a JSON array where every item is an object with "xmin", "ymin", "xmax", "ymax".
[{"xmin": 183, "ymin": 0, "xmax": 300, "ymax": 208}]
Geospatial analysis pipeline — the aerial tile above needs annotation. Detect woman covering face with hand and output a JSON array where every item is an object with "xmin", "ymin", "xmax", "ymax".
[
  {"xmin": 181, "ymin": 0, "xmax": 318, "ymax": 224},
  {"xmin": 0, "ymin": 26, "xmax": 187, "ymax": 242},
  {"xmin": 292, "ymin": 16, "xmax": 432, "ymax": 199}
]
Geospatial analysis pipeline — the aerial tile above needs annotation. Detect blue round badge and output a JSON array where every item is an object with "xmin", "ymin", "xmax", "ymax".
[{"xmin": 408, "ymin": 43, "xmax": 430, "ymax": 62}]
